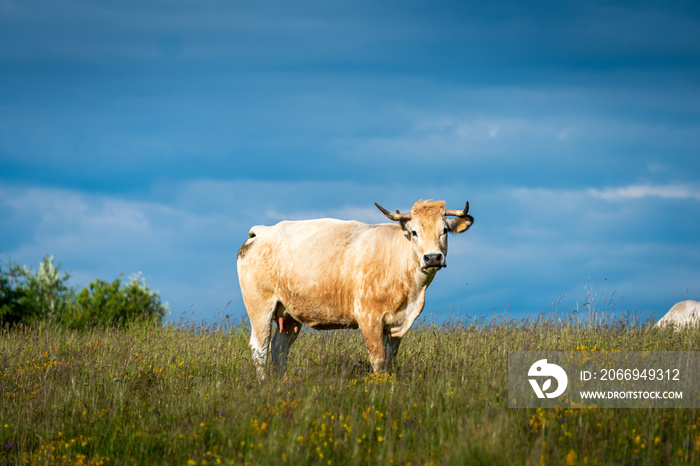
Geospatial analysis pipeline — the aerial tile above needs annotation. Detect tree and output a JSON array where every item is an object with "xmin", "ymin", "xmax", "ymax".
[
  {"xmin": 1, "ymin": 255, "xmax": 169, "ymax": 329},
  {"xmin": 0, "ymin": 256, "xmax": 73, "ymax": 326},
  {"xmin": 71, "ymin": 272, "xmax": 168, "ymax": 329},
  {"xmin": 24, "ymin": 255, "xmax": 72, "ymax": 321},
  {"xmin": 0, "ymin": 260, "xmax": 35, "ymax": 325}
]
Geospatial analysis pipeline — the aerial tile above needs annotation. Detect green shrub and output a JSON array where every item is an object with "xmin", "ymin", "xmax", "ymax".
[
  {"xmin": 1, "ymin": 255, "xmax": 168, "ymax": 330},
  {"xmin": 24, "ymin": 255, "xmax": 73, "ymax": 321},
  {"xmin": 0, "ymin": 260, "xmax": 38, "ymax": 325},
  {"xmin": 0, "ymin": 256, "xmax": 72, "ymax": 326},
  {"xmin": 69, "ymin": 272, "xmax": 169, "ymax": 329}
]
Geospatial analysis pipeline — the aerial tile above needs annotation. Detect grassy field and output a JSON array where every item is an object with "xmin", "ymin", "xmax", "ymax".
[{"xmin": 1, "ymin": 314, "xmax": 699, "ymax": 465}]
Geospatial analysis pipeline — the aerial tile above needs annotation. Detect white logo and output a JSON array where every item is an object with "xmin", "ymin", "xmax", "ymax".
[{"xmin": 528, "ymin": 359, "xmax": 568, "ymax": 399}]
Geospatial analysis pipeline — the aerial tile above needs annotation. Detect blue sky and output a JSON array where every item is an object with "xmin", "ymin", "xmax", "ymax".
[{"xmin": 1, "ymin": 0, "xmax": 699, "ymax": 323}]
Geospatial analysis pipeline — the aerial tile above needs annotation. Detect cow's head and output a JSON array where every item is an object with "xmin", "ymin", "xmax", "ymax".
[{"xmin": 375, "ymin": 199, "xmax": 473, "ymax": 272}]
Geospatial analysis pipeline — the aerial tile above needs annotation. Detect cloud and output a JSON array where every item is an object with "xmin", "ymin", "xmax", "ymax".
[
  {"xmin": 588, "ymin": 185, "xmax": 700, "ymax": 201},
  {"xmin": 0, "ymin": 183, "xmax": 243, "ymax": 314},
  {"xmin": 1, "ymin": 0, "xmax": 700, "ymax": 329},
  {"xmin": 2, "ymin": 180, "xmax": 700, "ymax": 324},
  {"xmin": 335, "ymin": 115, "xmax": 573, "ymax": 165}
]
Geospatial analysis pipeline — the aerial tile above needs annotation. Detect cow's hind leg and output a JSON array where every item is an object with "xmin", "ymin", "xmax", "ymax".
[
  {"xmin": 270, "ymin": 305, "xmax": 301, "ymax": 375},
  {"xmin": 248, "ymin": 298, "xmax": 277, "ymax": 381}
]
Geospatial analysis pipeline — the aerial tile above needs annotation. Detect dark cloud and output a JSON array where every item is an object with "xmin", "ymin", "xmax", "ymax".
[{"xmin": 1, "ymin": 0, "xmax": 699, "ymax": 321}]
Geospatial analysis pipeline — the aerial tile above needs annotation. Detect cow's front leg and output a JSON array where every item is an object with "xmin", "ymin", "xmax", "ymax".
[
  {"xmin": 383, "ymin": 334, "xmax": 402, "ymax": 372},
  {"xmin": 359, "ymin": 318, "xmax": 387, "ymax": 373}
]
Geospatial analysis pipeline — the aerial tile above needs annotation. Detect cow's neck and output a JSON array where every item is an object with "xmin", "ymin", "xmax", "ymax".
[
  {"xmin": 387, "ymin": 264, "xmax": 437, "ymax": 338},
  {"xmin": 407, "ymin": 266, "xmax": 437, "ymax": 312}
]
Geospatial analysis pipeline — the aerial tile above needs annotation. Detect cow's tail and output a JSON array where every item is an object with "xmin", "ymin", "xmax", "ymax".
[
  {"xmin": 237, "ymin": 225, "xmax": 265, "ymax": 261},
  {"xmin": 247, "ymin": 225, "xmax": 266, "ymax": 239}
]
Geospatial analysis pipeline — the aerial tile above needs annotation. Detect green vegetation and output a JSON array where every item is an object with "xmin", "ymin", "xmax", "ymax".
[
  {"xmin": 1, "ymin": 315, "xmax": 698, "ymax": 465},
  {"xmin": 0, "ymin": 256, "xmax": 72, "ymax": 325},
  {"xmin": 0, "ymin": 256, "xmax": 168, "ymax": 329}
]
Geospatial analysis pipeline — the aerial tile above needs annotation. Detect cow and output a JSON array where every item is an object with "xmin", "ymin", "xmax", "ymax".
[
  {"xmin": 236, "ymin": 199, "xmax": 474, "ymax": 379},
  {"xmin": 655, "ymin": 300, "xmax": 700, "ymax": 329}
]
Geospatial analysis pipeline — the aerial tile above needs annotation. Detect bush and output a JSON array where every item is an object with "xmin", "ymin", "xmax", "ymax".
[
  {"xmin": 0, "ymin": 260, "xmax": 36, "ymax": 325},
  {"xmin": 25, "ymin": 255, "xmax": 73, "ymax": 321},
  {"xmin": 1, "ymin": 256, "xmax": 168, "ymax": 329},
  {"xmin": 69, "ymin": 272, "xmax": 168, "ymax": 329},
  {"xmin": 0, "ymin": 256, "xmax": 72, "ymax": 326}
]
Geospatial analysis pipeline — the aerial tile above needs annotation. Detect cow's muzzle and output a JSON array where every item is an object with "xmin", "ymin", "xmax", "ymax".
[{"xmin": 422, "ymin": 253, "xmax": 445, "ymax": 270}]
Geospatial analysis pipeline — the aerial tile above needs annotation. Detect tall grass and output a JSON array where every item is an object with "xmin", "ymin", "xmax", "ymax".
[{"xmin": 1, "ymin": 314, "xmax": 698, "ymax": 465}]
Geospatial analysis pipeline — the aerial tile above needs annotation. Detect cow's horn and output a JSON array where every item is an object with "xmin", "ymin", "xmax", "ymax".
[
  {"xmin": 375, "ymin": 202, "xmax": 412, "ymax": 221},
  {"xmin": 445, "ymin": 201, "xmax": 470, "ymax": 217}
]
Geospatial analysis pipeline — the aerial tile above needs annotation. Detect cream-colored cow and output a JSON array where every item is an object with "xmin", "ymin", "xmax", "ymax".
[
  {"xmin": 655, "ymin": 300, "xmax": 700, "ymax": 329},
  {"xmin": 237, "ymin": 199, "xmax": 473, "ymax": 379}
]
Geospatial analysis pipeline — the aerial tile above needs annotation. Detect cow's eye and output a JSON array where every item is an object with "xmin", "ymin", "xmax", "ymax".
[
  {"xmin": 411, "ymin": 230, "xmax": 418, "ymax": 238},
  {"xmin": 442, "ymin": 226, "xmax": 449, "ymax": 235}
]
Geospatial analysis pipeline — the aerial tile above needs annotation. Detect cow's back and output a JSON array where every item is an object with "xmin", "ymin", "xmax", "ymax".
[{"xmin": 655, "ymin": 300, "xmax": 700, "ymax": 329}]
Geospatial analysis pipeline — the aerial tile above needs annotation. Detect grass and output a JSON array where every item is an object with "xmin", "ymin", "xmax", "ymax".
[{"xmin": 1, "ymin": 314, "xmax": 699, "ymax": 465}]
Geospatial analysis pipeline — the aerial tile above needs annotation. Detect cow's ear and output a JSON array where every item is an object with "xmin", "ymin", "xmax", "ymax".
[
  {"xmin": 399, "ymin": 219, "xmax": 413, "ymax": 239},
  {"xmin": 447, "ymin": 215, "xmax": 473, "ymax": 234}
]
